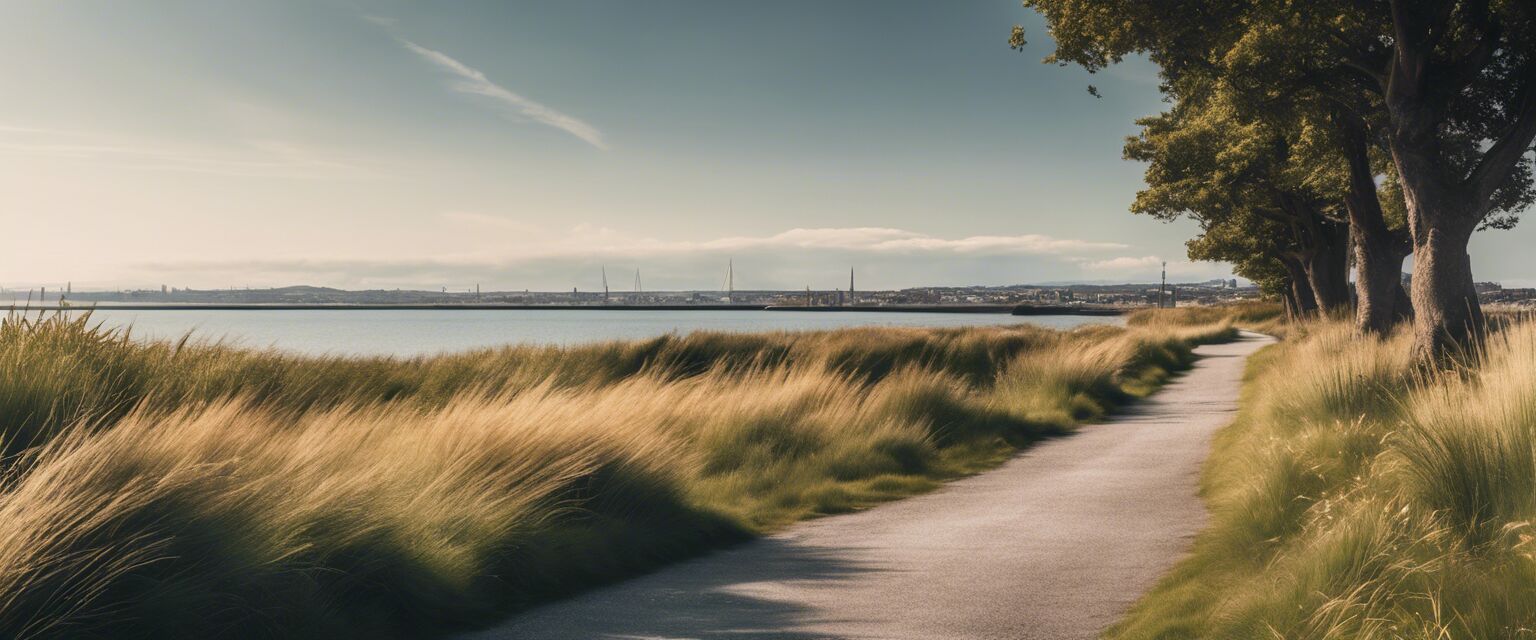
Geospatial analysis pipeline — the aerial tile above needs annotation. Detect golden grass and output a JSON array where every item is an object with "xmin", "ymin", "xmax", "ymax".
[
  {"xmin": 1125, "ymin": 301, "xmax": 1288, "ymax": 336},
  {"xmin": 0, "ymin": 311, "xmax": 1235, "ymax": 638},
  {"xmin": 1110, "ymin": 315, "xmax": 1536, "ymax": 640}
]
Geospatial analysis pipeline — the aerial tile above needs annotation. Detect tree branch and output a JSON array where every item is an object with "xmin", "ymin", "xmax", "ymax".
[
  {"xmin": 1466, "ymin": 74, "xmax": 1536, "ymax": 210},
  {"xmin": 1386, "ymin": 0, "xmax": 1452, "ymax": 105},
  {"xmin": 1325, "ymin": 30, "xmax": 1388, "ymax": 91},
  {"xmin": 1442, "ymin": 1, "xmax": 1498, "ymax": 87}
]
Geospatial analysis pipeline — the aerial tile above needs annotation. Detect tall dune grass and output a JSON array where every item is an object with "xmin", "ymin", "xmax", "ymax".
[
  {"xmin": 0, "ymin": 312, "xmax": 1233, "ymax": 638},
  {"xmin": 1111, "ymin": 316, "xmax": 1536, "ymax": 639}
]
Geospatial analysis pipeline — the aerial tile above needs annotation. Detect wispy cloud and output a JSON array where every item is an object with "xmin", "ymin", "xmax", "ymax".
[
  {"xmin": 394, "ymin": 38, "xmax": 607, "ymax": 150},
  {"xmin": 1081, "ymin": 255, "xmax": 1166, "ymax": 271},
  {"xmin": 425, "ymin": 222, "xmax": 1127, "ymax": 258},
  {"xmin": 136, "ymin": 225, "xmax": 1130, "ymax": 289},
  {"xmin": 0, "ymin": 125, "xmax": 372, "ymax": 179},
  {"xmin": 1080, "ymin": 255, "xmax": 1227, "ymax": 279},
  {"xmin": 675, "ymin": 227, "xmax": 1123, "ymax": 255}
]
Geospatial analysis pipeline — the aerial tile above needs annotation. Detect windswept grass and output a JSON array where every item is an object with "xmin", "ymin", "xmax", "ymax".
[
  {"xmin": 1126, "ymin": 301, "xmax": 1288, "ymax": 336},
  {"xmin": 1111, "ymin": 316, "xmax": 1536, "ymax": 640},
  {"xmin": 0, "ymin": 312, "xmax": 1233, "ymax": 639}
]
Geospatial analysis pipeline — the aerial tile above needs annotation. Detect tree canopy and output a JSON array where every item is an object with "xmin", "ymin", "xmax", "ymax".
[{"xmin": 1017, "ymin": 0, "xmax": 1536, "ymax": 352}]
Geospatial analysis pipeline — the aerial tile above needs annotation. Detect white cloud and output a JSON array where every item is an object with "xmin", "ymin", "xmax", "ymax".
[
  {"xmin": 414, "ymin": 224, "xmax": 1125, "ymax": 259},
  {"xmin": 507, "ymin": 227, "xmax": 1124, "ymax": 258},
  {"xmin": 135, "ymin": 226, "xmax": 1128, "ymax": 289},
  {"xmin": 397, "ymin": 39, "xmax": 607, "ymax": 150},
  {"xmin": 1081, "ymin": 256, "xmax": 1165, "ymax": 271},
  {"xmin": 1080, "ymin": 255, "xmax": 1229, "ymax": 279},
  {"xmin": 682, "ymin": 227, "xmax": 1124, "ymax": 254}
]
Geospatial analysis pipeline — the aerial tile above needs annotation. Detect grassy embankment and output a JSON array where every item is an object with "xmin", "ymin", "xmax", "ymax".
[
  {"xmin": 0, "ymin": 311, "xmax": 1233, "ymax": 639},
  {"xmin": 1113, "ymin": 308, "xmax": 1536, "ymax": 639}
]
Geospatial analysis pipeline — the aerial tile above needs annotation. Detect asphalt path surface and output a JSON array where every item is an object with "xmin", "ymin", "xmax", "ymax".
[{"xmin": 466, "ymin": 332, "xmax": 1274, "ymax": 640}]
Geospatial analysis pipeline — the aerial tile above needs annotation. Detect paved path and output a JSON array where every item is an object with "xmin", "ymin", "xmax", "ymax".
[{"xmin": 466, "ymin": 332, "xmax": 1274, "ymax": 640}]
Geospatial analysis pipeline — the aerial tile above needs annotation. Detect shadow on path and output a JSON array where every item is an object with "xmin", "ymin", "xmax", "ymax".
[{"xmin": 470, "ymin": 537, "xmax": 884, "ymax": 639}]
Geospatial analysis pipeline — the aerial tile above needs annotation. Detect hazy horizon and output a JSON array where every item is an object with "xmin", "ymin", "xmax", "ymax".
[
  {"xmin": 3, "ymin": 277, "xmax": 1239, "ymax": 296},
  {"xmin": 5, "ymin": 1, "xmax": 1534, "ymax": 291}
]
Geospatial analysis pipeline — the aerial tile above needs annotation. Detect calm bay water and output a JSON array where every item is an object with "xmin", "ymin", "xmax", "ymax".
[{"xmin": 62, "ymin": 309, "xmax": 1123, "ymax": 357}]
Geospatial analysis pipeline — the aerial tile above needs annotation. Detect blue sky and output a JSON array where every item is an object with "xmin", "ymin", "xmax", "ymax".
[{"xmin": 2, "ymin": 1, "xmax": 1530, "ymax": 291}]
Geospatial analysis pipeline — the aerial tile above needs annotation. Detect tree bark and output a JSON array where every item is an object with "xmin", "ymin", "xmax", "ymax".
[
  {"xmin": 1303, "ymin": 220, "xmax": 1352, "ymax": 315},
  {"xmin": 1387, "ymin": 134, "xmax": 1488, "ymax": 357},
  {"xmin": 1281, "ymin": 255, "xmax": 1319, "ymax": 319},
  {"xmin": 1351, "ymin": 221, "xmax": 1412, "ymax": 333},
  {"xmin": 1337, "ymin": 112, "xmax": 1412, "ymax": 335},
  {"xmin": 1271, "ymin": 193, "xmax": 1352, "ymax": 316},
  {"xmin": 1408, "ymin": 217, "xmax": 1484, "ymax": 357}
]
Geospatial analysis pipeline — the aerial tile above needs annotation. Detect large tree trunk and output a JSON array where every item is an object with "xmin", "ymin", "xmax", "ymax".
[
  {"xmin": 1352, "ymin": 222, "xmax": 1412, "ymax": 333},
  {"xmin": 1303, "ymin": 221, "xmax": 1352, "ymax": 315},
  {"xmin": 1337, "ymin": 113, "xmax": 1412, "ymax": 334},
  {"xmin": 1281, "ymin": 291, "xmax": 1298, "ymax": 319},
  {"xmin": 1281, "ymin": 256, "xmax": 1319, "ymax": 319},
  {"xmin": 1408, "ymin": 218, "xmax": 1484, "ymax": 357},
  {"xmin": 1388, "ymin": 139, "xmax": 1488, "ymax": 357}
]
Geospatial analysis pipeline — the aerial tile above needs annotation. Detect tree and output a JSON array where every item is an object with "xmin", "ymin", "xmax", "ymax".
[
  {"xmin": 1123, "ymin": 84, "xmax": 1352, "ymax": 315},
  {"xmin": 1185, "ymin": 208, "xmax": 1318, "ymax": 319},
  {"xmin": 1017, "ymin": 0, "xmax": 1536, "ymax": 355},
  {"xmin": 1351, "ymin": 1, "xmax": 1535, "ymax": 354},
  {"xmin": 1263, "ymin": 91, "xmax": 1415, "ymax": 333},
  {"xmin": 1203, "ymin": 36, "xmax": 1416, "ymax": 331},
  {"xmin": 1331, "ymin": 109, "xmax": 1415, "ymax": 333}
]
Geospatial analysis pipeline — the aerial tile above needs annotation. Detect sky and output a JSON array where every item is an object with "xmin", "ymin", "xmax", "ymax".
[{"xmin": 2, "ymin": 1, "xmax": 1532, "ymax": 292}]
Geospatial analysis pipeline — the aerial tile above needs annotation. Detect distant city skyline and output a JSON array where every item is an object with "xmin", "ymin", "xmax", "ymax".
[
  {"xmin": 1, "ymin": 276, "xmax": 1248, "ymax": 297},
  {"xmin": 3, "ymin": 1, "xmax": 1533, "ymax": 291}
]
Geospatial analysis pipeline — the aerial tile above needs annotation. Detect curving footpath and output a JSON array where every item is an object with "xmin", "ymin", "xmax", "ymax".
[{"xmin": 465, "ymin": 331, "xmax": 1274, "ymax": 640}]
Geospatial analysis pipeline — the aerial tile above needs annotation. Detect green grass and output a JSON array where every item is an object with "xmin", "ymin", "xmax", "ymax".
[
  {"xmin": 1109, "ymin": 315, "xmax": 1536, "ymax": 640},
  {"xmin": 0, "ymin": 311, "xmax": 1235, "ymax": 639}
]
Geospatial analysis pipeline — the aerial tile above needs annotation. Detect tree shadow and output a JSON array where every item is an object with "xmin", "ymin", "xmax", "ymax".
[{"xmin": 464, "ymin": 536, "xmax": 883, "ymax": 640}]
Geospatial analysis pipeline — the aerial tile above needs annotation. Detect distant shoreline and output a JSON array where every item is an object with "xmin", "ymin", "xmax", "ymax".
[{"xmin": 6, "ymin": 303, "xmax": 1127, "ymax": 316}]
